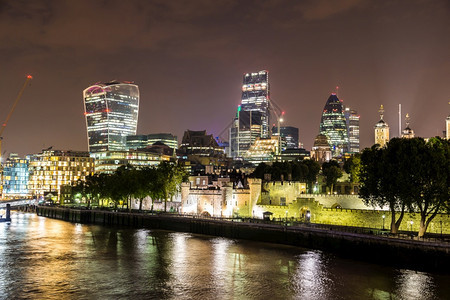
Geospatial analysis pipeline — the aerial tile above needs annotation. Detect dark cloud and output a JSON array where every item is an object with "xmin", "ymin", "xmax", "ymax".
[{"xmin": 0, "ymin": 0, "xmax": 449, "ymax": 157}]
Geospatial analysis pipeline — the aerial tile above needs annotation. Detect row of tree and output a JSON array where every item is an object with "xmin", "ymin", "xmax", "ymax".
[
  {"xmin": 71, "ymin": 161, "xmax": 189, "ymax": 211},
  {"xmin": 359, "ymin": 137, "xmax": 449, "ymax": 237}
]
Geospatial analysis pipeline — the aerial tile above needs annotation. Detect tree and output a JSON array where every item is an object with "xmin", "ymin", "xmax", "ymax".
[
  {"xmin": 322, "ymin": 160, "xmax": 343, "ymax": 193},
  {"xmin": 302, "ymin": 160, "xmax": 320, "ymax": 193},
  {"xmin": 155, "ymin": 161, "xmax": 189, "ymax": 212},
  {"xmin": 344, "ymin": 153, "xmax": 361, "ymax": 183},
  {"xmin": 405, "ymin": 137, "xmax": 449, "ymax": 237},
  {"xmin": 360, "ymin": 141, "xmax": 408, "ymax": 233}
]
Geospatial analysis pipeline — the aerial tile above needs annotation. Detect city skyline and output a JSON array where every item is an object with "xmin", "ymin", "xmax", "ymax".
[{"xmin": 1, "ymin": 0, "xmax": 449, "ymax": 157}]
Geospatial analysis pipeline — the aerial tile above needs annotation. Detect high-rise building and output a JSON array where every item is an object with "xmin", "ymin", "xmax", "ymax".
[
  {"xmin": 272, "ymin": 126, "xmax": 299, "ymax": 150},
  {"xmin": 230, "ymin": 70, "xmax": 270, "ymax": 158},
  {"xmin": 319, "ymin": 93, "xmax": 349, "ymax": 157},
  {"xmin": 83, "ymin": 81, "xmax": 139, "ymax": 153},
  {"xmin": 27, "ymin": 149, "xmax": 94, "ymax": 199},
  {"xmin": 344, "ymin": 108, "xmax": 360, "ymax": 153},
  {"xmin": 374, "ymin": 105, "xmax": 390, "ymax": 147},
  {"xmin": 401, "ymin": 113, "xmax": 415, "ymax": 139},
  {"xmin": 1, "ymin": 153, "xmax": 29, "ymax": 198}
]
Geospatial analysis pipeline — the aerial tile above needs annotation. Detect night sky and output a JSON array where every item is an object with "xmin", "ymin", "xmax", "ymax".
[{"xmin": 1, "ymin": 0, "xmax": 449, "ymax": 157}]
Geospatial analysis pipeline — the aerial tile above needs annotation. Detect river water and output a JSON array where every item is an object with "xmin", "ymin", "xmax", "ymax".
[{"xmin": 0, "ymin": 213, "xmax": 449, "ymax": 300}]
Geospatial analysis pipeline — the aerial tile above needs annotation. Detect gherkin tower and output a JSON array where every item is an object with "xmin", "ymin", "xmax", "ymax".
[{"xmin": 319, "ymin": 93, "xmax": 349, "ymax": 157}]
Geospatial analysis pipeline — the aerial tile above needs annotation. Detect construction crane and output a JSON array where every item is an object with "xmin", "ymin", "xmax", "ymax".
[{"xmin": 0, "ymin": 75, "xmax": 33, "ymax": 164}]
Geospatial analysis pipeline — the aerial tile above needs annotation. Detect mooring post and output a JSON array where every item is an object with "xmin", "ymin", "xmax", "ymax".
[{"xmin": 6, "ymin": 204, "xmax": 11, "ymax": 221}]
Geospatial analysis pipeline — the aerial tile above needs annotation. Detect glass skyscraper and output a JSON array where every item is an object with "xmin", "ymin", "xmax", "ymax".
[
  {"xmin": 344, "ymin": 107, "xmax": 360, "ymax": 153},
  {"xmin": 1, "ymin": 153, "xmax": 29, "ymax": 198},
  {"xmin": 230, "ymin": 70, "xmax": 270, "ymax": 158},
  {"xmin": 319, "ymin": 93, "xmax": 349, "ymax": 157},
  {"xmin": 83, "ymin": 81, "xmax": 139, "ymax": 153}
]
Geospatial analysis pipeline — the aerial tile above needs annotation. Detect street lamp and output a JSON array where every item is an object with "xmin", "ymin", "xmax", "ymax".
[
  {"xmin": 410, "ymin": 220, "xmax": 413, "ymax": 234},
  {"xmin": 382, "ymin": 215, "xmax": 385, "ymax": 230}
]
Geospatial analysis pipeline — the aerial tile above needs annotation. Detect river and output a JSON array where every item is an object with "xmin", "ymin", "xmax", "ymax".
[{"xmin": 0, "ymin": 212, "xmax": 449, "ymax": 299}]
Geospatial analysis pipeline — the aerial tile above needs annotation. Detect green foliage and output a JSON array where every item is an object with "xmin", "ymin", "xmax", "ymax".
[
  {"xmin": 343, "ymin": 154, "xmax": 361, "ymax": 183},
  {"xmin": 69, "ymin": 161, "xmax": 189, "ymax": 211},
  {"xmin": 359, "ymin": 137, "xmax": 450, "ymax": 236},
  {"xmin": 321, "ymin": 160, "xmax": 343, "ymax": 193}
]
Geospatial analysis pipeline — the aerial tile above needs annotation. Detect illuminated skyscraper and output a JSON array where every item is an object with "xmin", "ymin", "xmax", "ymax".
[
  {"xmin": 344, "ymin": 107, "xmax": 360, "ymax": 153},
  {"xmin": 83, "ymin": 81, "xmax": 139, "ymax": 153},
  {"xmin": 319, "ymin": 93, "xmax": 349, "ymax": 157},
  {"xmin": 230, "ymin": 70, "xmax": 270, "ymax": 158},
  {"xmin": 374, "ymin": 105, "xmax": 390, "ymax": 147},
  {"xmin": 1, "ymin": 153, "xmax": 29, "ymax": 198}
]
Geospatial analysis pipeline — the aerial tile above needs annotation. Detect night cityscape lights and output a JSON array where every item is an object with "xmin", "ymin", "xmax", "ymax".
[{"xmin": 83, "ymin": 81, "xmax": 139, "ymax": 153}]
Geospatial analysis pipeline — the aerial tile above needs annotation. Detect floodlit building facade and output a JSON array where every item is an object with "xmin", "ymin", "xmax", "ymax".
[
  {"xmin": 230, "ymin": 70, "xmax": 270, "ymax": 158},
  {"xmin": 27, "ymin": 150, "xmax": 94, "ymax": 199},
  {"xmin": 319, "ymin": 93, "xmax": 349, "ymax": 157},
  {"xmin": 1, "ymin": 153, "xmax": 29, "ymax": 198},
  {"xmin": 242, "ymin": 136, "xmax": 279, "ymax": 165},
  {"xmin": 344, "ymin": 108, "xmax": 360, "ymax": 153},
  {"xmin": 311, "ymin": 134, "xmax": 332, "ymax": 164},
  {"xmin": 91, "ymin": 150, "xmax": 170, "ymax": 174},
  {"xmin": 374, "ymin": 105, "xmax": 390, "ymax": 147},
  {"xmin": 83, "ymin": 81, "xmax": 139, "ymax": 153}
]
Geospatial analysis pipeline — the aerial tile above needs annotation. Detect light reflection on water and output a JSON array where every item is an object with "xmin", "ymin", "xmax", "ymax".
[{"xmin": 0, "ymin": 213, "xmax": 449, "ymax": 299}]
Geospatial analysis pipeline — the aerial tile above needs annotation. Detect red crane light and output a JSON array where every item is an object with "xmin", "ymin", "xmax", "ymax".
[{"xmin": 27, "ymin": 75, "xmax": 33, "ymax": 79}]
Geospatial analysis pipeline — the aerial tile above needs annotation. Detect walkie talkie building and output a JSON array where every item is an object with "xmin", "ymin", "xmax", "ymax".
[{"xmin": 83, "ymin": 81, "xmax": 139, "ymax": 153}]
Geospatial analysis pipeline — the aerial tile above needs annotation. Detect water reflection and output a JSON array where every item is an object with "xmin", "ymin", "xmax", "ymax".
[
  {"xmin": 292, "ymin": 251, "xmax": 333, "ymax": 299},
  {"xmin": 0, "ymin": 213, "xmax": 449, "ymax": 299}
]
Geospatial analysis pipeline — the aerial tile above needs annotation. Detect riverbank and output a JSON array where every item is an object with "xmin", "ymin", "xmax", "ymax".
[{"xmin": 36, "ymin": 206, "xmax": 450, "ymax": 272}]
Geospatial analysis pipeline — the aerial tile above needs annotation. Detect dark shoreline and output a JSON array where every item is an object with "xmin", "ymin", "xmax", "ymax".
[{"xmin": 36, "ymin": 206, "xmax": 450, "ymax": 272}]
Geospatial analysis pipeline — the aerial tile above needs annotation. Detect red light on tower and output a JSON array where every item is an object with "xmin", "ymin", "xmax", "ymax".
[
  {"xmin": 282, "ymin": 111, "xmax": 285, "ymax": 115},
  {"xmin": 27, "ymin": 75, "xmax": 33, "ymax": 79}
]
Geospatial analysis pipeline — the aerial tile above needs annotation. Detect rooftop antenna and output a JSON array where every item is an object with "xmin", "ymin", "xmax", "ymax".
[
  {"xmin": 398, "ymin": 104, "xmax": 402, "ymax": 137},
  {"xmin": 336, "ymin": 86, "xmax": 339, "ymax": 97}
]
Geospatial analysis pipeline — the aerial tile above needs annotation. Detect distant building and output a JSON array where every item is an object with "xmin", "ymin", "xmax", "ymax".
[
  {"xmin": 319, "ymin": 93, "xmax": 349, "ymax": 157},
  {"xmin": 374, "ymin": 105, "xmax": 390, "ymax": 147},
  {"xmin": 83, "ymin": 81, "xmax": 139, "ymax": 153},
  {"xmin": 179, "ymin": 130, "xmax": 224, "ymax": 157},
  {"xmin": 230, "ymin": 70, "xmax": 270, "ymax": 158},
  {"xmin": 243, "ymin": 136, "xmax": 280, "ymax": 165},
  {"xmin": 311, "ymin": 134, "xmax": 332, "ymax": 164},
  {"xmin": 272, "ymin": 126, "xmax": 299, "ymax": 150},
  {"xmin": 344, "ymin": 107, "xmax": 360, "ymax": 153},
  {"xmin": 1, "ymin": 153, "xmax": 29, "ymax": 198},
  {"xmin": 91, "ymin": 149, "xmax": 170, "ymax": 174},
  {"xmin": 279, "ymin": 148, "xmax": 310, "ymax": 162},
  {"xmin": 126, "ymin": 133, "xmax": 178, "ymax": 151},
  {"xmin": 27, "ymin": 149, "xmax": 94, "ymax": 199},
  {"xmin": 401, "ymin": 113, "xmax": 415, "ymax": 139}
]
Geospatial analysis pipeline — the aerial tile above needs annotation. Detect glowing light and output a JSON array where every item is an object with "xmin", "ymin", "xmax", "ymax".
[{"xmin": 27, "ymin": 75, "xmax": 33, "ymax": 79}]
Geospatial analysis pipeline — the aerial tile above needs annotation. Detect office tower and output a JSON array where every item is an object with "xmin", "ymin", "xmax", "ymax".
[
  {"xmin": 272, "ymin": 126, "xmax": 300, "ymax": 150},
  {"xmin": 319, "ymin": 93, "xmax": 349, "ymax": 157},
  {"xmin": 401, "ymin": 113, "xmax": 415, "ymax": 138},
  {"xmin": 344, "ymin": 108, "xmax": 360, "ymax": 153},
  {"xmin": 230, "ymin": 70, "xmax": 270, "ymax": 158},
  {"xmin": 1, "ymin": 153, "xmax": 29, "ymax": 198},
  {"xmin": 83, "ymin": 81, "xmax": 139, "ymax": 153},
  {"xmin": 179, "ymin": 130, "xmax": 224, "ymax": 157},
  {"xmin": 27, "ymin": 149, "xmax": 94, "ymax": 199},
  {"xmin": 374, "ymin": 105, "xmax": 390, "ymax": 147}
]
